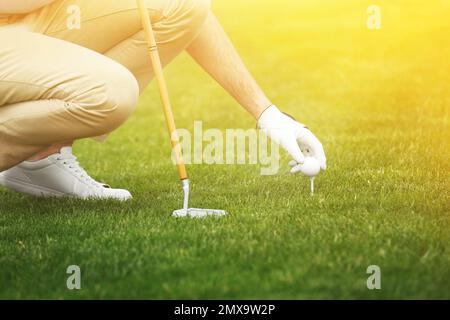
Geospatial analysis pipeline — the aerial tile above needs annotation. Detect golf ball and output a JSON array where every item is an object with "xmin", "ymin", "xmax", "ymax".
[{"xmin": 299, "ymin": 157, "xmax": 321, "ymax": 177}]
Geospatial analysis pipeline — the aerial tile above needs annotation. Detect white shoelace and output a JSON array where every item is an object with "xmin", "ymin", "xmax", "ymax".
[{"xmin": 55, "ymin": 153, "xmax": 104, "ymax": 189}]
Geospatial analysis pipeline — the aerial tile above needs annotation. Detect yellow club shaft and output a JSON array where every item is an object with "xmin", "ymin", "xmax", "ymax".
[{"xmin": 136, "ymin": 0, "xmax": 188, "ymax": 181}]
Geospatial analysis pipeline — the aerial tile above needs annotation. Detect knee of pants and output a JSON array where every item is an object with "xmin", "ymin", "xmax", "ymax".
[
  {"xmin": 77, "ymin": 64, "xmax": 140, "ymax": 136},
  {"xmin": 155, "ymin": 0, "xmax": 211, "ymax": 39},
  {"xmin": 183, "ymin": 0, "xmax": 212, "ymax": 25}
]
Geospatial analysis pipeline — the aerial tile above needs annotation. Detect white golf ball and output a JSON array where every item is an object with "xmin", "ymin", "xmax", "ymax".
[{"xmin": 299, "ymin": 157, "xmax": 321, "ymax": 177}]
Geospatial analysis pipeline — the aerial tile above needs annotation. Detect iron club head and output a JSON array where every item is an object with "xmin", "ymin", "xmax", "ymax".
[
  {"xmin": 173, "ymin": 208, "xmax": 228, "ymax": 218},
  {"xmin": 172, "ymin": 179, "xmax": 228, "ymax": 218}
]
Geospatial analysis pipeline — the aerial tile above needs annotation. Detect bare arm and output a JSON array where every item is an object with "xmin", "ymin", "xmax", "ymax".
[
  {"xmin": 186, "ymin": 13, "xmax": 271, "ymax": 120},
  {"xmin": 0, "ymin": 0, "xmax": 55, "ymax": 14}
]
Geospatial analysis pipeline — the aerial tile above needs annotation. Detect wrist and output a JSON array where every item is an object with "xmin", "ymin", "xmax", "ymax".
[
  {"xmin": 257, "ymin": 105, "xmax": 305, "ymax": 130},
  {"xmin": 256, "ymin": 104, "xmax": 276, "ymax": 120},
  {"xmin": 257, "ymin": 105, "xmax": 283, "ymax": 128},
  {"xmin": 252, "ymin": 95, "xmax": 273, "ymax": 120}
]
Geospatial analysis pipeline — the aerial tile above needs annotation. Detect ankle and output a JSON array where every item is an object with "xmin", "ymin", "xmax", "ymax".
[{"xmin": 28, "ymin": 142, "xmax": 73, "ymax": 162}]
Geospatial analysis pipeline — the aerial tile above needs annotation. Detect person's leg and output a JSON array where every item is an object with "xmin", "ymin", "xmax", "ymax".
[
  {"xmin": 38, "ymin": 1, "xmax": 269, "ymax": 118},
  {"xmin": 36, "ymin": 1, "xmax": 267, "ymax": 117},
  {"xmin": 14, "ymin": 0, "xmax": 210, "ymax": 160},
  {"xmin": 0, "ymin": 28, "xmax": 139, "ymax": 171},
  {"xmin": 1, "ymin": 0, "xmax": 209, "ymax": 198},
  {"xmin": 26, "ymin": 0, "xmax": 211, "ymax": 91}
]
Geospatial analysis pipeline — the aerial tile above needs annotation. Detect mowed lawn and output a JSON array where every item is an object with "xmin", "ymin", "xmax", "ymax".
[{"xmin": 0, "ymin": 0, "xmax": 449, "ymax": 299}]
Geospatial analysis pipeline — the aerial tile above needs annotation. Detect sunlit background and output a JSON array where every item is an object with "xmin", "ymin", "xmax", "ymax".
[
  {"xmin": 162, "ymin": 0, "xmax": 450, "ymax": 170},
  {"xmin": 157, "ymin": 0, "xmax": 450, "ymax": 202}
]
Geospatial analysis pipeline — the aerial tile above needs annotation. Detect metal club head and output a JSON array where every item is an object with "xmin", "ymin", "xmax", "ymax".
[
  {"xmin": 173, "ymin": 208, "xmax": 228, "ymax": 218},
  {"xmin": 172, "ymin": 180, "xmax": 228, "ymax": 218}
]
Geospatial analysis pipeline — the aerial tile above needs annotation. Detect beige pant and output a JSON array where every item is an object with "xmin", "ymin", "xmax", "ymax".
[{"xmin": 0, "ymin": 0, "xmax": 210, "ymax": 171}]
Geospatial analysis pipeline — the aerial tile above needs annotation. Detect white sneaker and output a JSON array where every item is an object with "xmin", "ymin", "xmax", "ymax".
[{"xmin": 0, "ymin": 147, "xmax": 132, "ymax": 201}]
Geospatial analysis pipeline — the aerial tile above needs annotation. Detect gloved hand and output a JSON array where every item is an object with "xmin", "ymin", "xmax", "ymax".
[{"xmin": 257, "ymin": 105, "xmax": 327, "ymax": 173}]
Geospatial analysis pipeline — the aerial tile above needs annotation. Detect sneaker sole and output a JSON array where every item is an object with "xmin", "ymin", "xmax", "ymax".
[
  {"xmin": 0, "ymin": 175, "xmax": 132, "ymax": 201},
  {"xmin": 0, "ymin": 175, "xmax": 66, "ymax": 198}
]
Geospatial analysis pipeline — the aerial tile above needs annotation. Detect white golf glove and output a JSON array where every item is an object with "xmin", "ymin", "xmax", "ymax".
[{"xmin": 258, "ymin": 105, "xmax": 327, "ymax": 173}]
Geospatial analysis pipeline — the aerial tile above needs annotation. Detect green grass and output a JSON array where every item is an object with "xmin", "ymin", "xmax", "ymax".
[{"xmin": 0, "ymin": 0, "xmax": 449, "ymax": 299}]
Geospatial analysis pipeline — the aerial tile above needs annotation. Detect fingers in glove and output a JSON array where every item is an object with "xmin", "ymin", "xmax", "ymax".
[
  {"xmin": 298, "ymin": 130, "xmax": 327, "ymax": 170},
  {"xmin": 282, "ymin": 138, "xmax": 305, "ymax": 164},
  {"xmin": 290, "ymin": 164, "xmax": 304, "ymax": 174}
]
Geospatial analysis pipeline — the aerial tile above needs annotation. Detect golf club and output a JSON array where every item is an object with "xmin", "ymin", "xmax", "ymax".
[{"xmin": 137, "ymin": 0, "xmax": 228, "ymax": 218}]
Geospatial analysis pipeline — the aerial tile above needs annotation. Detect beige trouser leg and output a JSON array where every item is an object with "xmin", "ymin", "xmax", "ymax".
[{"xmin": 0, "ymin": 0, "xmax": 211, "ymax": 171}]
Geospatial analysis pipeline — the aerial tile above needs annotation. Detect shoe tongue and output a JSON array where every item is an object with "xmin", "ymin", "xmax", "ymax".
[{"xmin": 59, "ymin": 146, "xmax": 73, "ymax": 158}]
